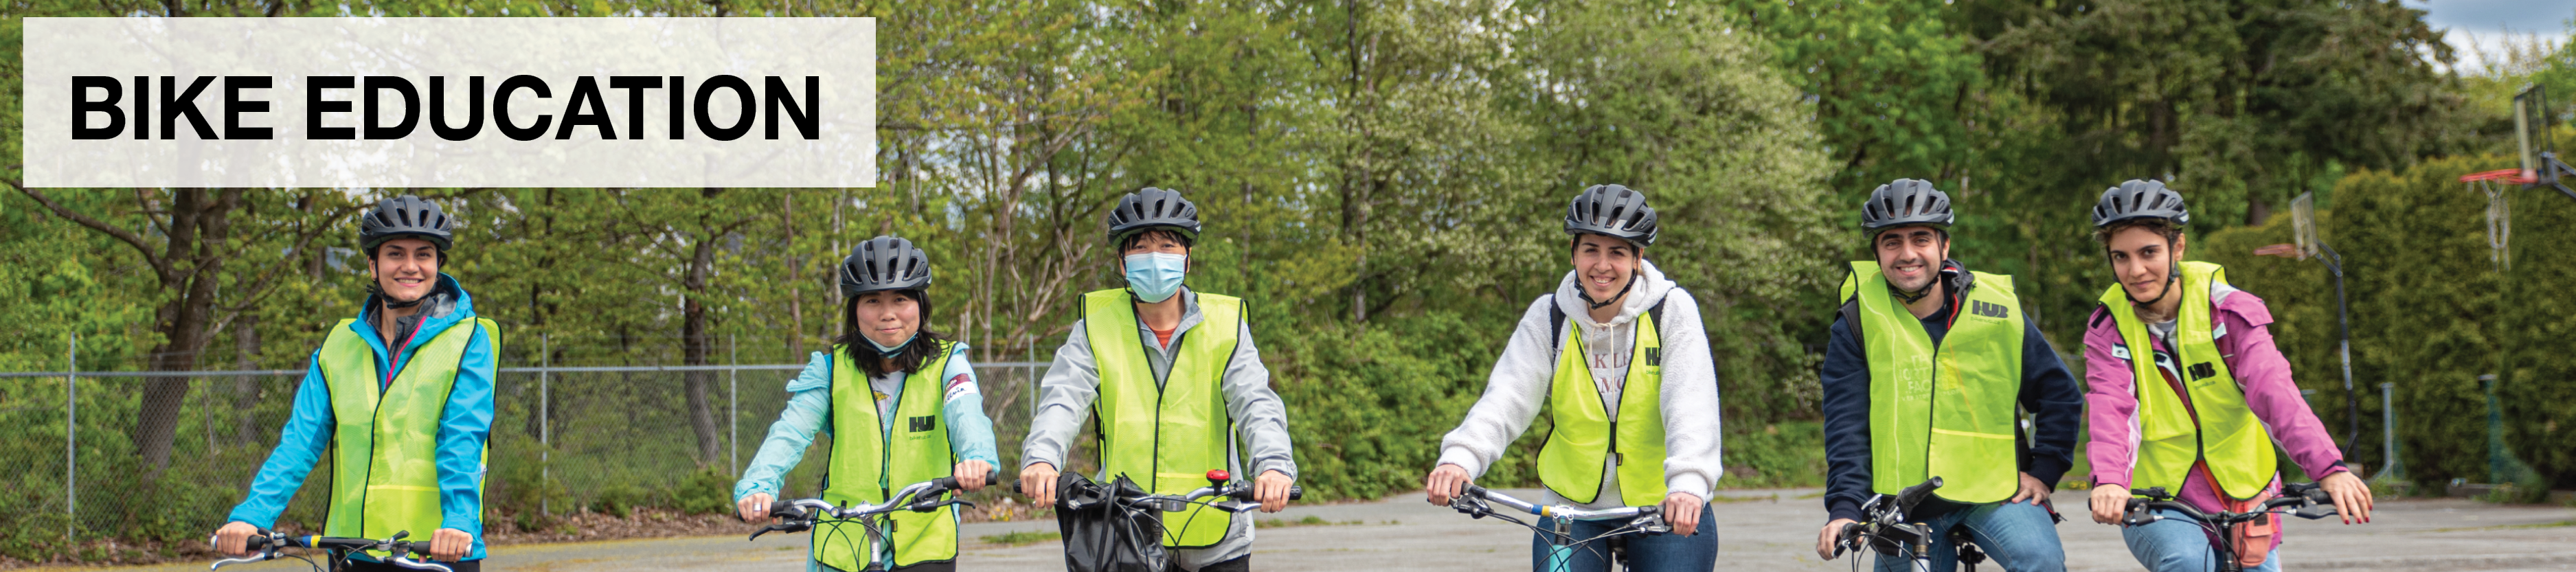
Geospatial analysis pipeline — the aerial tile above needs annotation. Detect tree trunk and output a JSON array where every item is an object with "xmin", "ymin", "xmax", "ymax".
[
  {"xmin": 680, "ymin": 189, "xmax": 725, "ymax": 468},
  {"xmin": 134, "ymin": 188, "xmax": 241, "ymax": 479},
  {"xmin": 234, "ymin": 314, "xmax": 262, "ymax": 445}
]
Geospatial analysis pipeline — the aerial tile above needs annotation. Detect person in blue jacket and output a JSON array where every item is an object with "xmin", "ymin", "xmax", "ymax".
[
  {"xmin": 215, "ymin": 196, "xmax": 498, "ymax": 571},
  {"xmin": 734, "ymin": 236, "xmax": 999, "ymax": 572}
]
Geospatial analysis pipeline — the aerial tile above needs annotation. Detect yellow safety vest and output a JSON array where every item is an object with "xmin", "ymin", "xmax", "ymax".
[
  {"xmin": 1535, "ymin": 304, "xmax": 1669, "ymax": 507},
  {"xmin": 317, "ymin": 317, "xmax": 497, "ymax": 558},
  {"xmin": 817, "ymin": 341, "xmax": 961, "ymax": 571},
  {"xmin": 1838, "ymin": 262, "xmax": 2022, "ymax": 504},
  {"xmin": 2099, "ymin": 261, "xmax": 2277, "ymax": 499},
  {"xmin": 1085, "ymin": 289, "xmax": 1241, "ymax": 549}
]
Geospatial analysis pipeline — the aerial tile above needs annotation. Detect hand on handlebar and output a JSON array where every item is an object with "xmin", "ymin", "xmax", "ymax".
[
  {"xmin": 428, "ymin": 529, "xmax": 471, "ymax": 562},
  {"xmin": 1662, "ymin": 492, "xmax": 1702, "ymax": 537},
  {"xmin": 1254, "ymin": 470, "xmax": 1295, "ymax": 513},
  {"xmin": 954, "ymin": 460, "xmax": 995, "ymax": 492},
  {"xmin": 2316, "ymin": 471, "xmax": 2372, "ymax": 524},
  {"xmin": 1424, "ymin": 464, "xmax": 1471, "ymax": 505},
  {"xmin": 1020, "ymin": 462, "xmax": 1059, "ymax": 508},
  {"xmin": 1816, "ymin": 518, "xmax": 1856, "ymax": 560},
  {"xmin": 214, "ymin": 521, "xmax": 262, "ymax": 558},
  {"xmin": 738, "ymin": 492, "xmax": 775, "ymax": 523},
  {"xmin": 2088, "ymin": 483, "xmax": 2129, "ymax": 525}
]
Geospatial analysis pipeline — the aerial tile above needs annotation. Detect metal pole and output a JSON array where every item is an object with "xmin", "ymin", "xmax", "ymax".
[
  {"xmin": 540, "ymin": 333, "xmax": 550, "ymax": 516},
  {"xmin": 729, "ymin": 333, "xmax": 738, "ymax": 477},
  {"xmin": 2376, "ymin": 382, "xmax": 2403, "ymax": 481},
  {"xmin": 2324, "ymin": 245, "xmax": 2360, "ymax": 460},
  {"xmin": 65, "ymin": 332, "xmax": 76, "ymax": 544}
]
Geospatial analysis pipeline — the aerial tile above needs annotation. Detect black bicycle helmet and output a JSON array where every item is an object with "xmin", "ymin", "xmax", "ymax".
[
  {"xmin": 359, "ymin": 194, "xmax": 455, "ymax": 251},
  {"xmin": 2090, "ymin": 179, "xmax": 2191, "ymax": 228},
  {"xmin": 1563, "ymin": 184, "xmax": 1659, "ymax": 247},
  {"xmin": 838, "ymin": 236, "xmax": 934, "ymax": 297},
  {"xmin": 1859, "ymin": 179, "xmax": 1953, "ymax": 232},
  {"xmin": 1105, "ymin": 187, "xmax": 1203, "ymax": 246}
]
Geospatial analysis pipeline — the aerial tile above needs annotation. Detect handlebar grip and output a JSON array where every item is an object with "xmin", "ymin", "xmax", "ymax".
[
  {"xmin": 1461, "ymin": 483, "xmax": 1488, "ymax": 499},
  {"xmin": 1288, "ymin": 486, "xmax": 1303, "ymax": 501},
  {"xmin": 1893, "ymin": 477, "xmax": 1943, "ymax": 511},
  {"xmin": 931, "ymin": 477, "xmax": 960, "ymax": 491}
]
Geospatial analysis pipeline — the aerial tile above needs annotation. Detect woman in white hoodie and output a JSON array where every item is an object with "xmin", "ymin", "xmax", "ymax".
[{"xmin": 1423, "ymin": 184, "xmax": 1726, "ymax": 572}]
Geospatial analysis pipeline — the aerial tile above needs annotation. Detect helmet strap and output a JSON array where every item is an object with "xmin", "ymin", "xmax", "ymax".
[
  {"xmin": 1578, "ymin": 273, "xmax": 1638, "ymax": 310},
  {"xmin": 2116, "ymin": 253, "xmax": 2183, "ymax": 310},
  {"xmin": 1888, "ymin": 281, "xmax": 1934, "ymax": 304}
]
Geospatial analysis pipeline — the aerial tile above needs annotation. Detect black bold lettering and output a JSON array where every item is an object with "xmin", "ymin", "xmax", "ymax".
[
  {"xmin": 668, "ymin": 76, "xmax": 686, "ymax": 139},
  {"xmin": 610, "ymin": 76, "xmax": 662, "ymax": 140},
  {"xmin": 71, "ymin": 76, "xmax": 124, "ymax": 140},
  {"xmin": 430, "ymin": 76, "xmax": 486, "ymax": 141},
  {"xmin": 133, "ymin": 76, "xmax": 149, "ymax": 140},
  {"xmin": 364, "ymin": 76, "xmax": 422, "ymax": 140},
  {"xmin": 493, "ymin": 75, "xmax": 554, "ymax": 141},
  {"xmin": 694, "ymin": 75, "xmax": 755, "ymax": 141},
  {"xmin": 762, "ymin": 76, "xmax": 820, "ymax": 140},
  {"xmin": 223, "ymin": 76, "xmax": 273, "ymax": 140},
  {"xmin": 554, "ymin": 76, "xmax": 615, "ymax": 140},
  {"xmin": 161, "ymin": 76, "xmax": 218, "ymax": 140},
  {"xmin": 306, "ymin": 76, "xmax": 356, "ymax": 140}
]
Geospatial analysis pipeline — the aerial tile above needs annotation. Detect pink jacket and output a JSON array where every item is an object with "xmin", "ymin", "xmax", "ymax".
[{"xmin": 2082, "ymin": 286, "xmax": 2349, "ymax": 515}]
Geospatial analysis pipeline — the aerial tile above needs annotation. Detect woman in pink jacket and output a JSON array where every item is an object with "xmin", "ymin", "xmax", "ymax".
[{"xmin": 2079, "ymin": 180, "xmax": 2375, "ymax": 572}]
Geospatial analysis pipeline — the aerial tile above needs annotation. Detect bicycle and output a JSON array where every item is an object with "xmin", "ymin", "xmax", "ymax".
[
  {"xmin": 2121, "ymin": 481, "xmax": 2340, "ymax": 572},
  {"xmin": 1444, "ymin": 484, "xmax": 1672, "ymax": 572},
  {"xmin": 208, "ymin": 530, "xmax": 453, "ymax": 572},
  {"xmin": 1021, "ymin": 469, "xmax": 1303, "ymax": 572},
  {"xmin": 1833, "ymin": 477, "xmax": 2012, "ymax": 572},
  {"xmin": 751, "ymin": 472, "xmax": 991, "ymax": 572}
]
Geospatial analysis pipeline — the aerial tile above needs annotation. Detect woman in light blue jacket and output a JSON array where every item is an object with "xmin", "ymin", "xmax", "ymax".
[{"xmin": 733, "ymin": 236, "xmax": 999, "ymax": 572}]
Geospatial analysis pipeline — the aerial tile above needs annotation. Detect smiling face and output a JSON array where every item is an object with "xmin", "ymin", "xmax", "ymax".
[
  {"xmin": 2105, "ymin": 224, "xmax": 2186, "ymax": 303},
  {"xmin": 1872, "ymin": 225, "xmax": 1947, "ymax": 293},
  {"xmin": 370, "ymin": 238, "xmax": 442, "ymax": 303},
  {"xmin": 851, "ymin": 290, "xmax": 923, "ymax": 349},
  {"xmin": 1570, "ymin": 233, "xmax": 1641, "ymax": 304}
]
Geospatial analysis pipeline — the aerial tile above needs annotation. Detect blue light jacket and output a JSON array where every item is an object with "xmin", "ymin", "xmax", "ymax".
[
  {"xmin": 227, "ymin": 274, "xmax": 497, "ymax": 561},
  {"xmin": 732, "ymin": 343, "xmax": 1000, "ymax": 501}
]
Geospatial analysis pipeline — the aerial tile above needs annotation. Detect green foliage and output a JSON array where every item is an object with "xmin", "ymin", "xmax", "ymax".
[{"xmin": 2200, "ymin": 155, "xmax": 2576, "ymax": 490}]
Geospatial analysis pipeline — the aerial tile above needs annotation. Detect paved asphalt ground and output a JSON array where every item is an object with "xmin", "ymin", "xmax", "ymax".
[{"xmin": 82, "ymin": 489, "xmax": 2575, "ymax": 572}]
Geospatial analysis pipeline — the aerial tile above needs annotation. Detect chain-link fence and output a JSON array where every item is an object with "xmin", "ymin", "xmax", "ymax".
[{"xmin": 0, "ymin": 342, "xmax": 1052, "ymax": 563}]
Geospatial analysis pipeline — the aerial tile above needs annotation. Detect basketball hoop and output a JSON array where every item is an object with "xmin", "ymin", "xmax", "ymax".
[{"xmin": 2464, "ymin": 170, "xmax": 2515, "ymax": 272}]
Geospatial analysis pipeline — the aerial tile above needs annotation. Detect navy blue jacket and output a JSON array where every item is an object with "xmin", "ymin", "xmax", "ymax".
[{"xmin": 1819, "ymin": 261, "xmax": 2083, "ymax": 523}]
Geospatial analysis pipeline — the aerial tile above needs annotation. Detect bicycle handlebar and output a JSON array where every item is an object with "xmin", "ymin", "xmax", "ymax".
[
  {"xmin": 1015, "ymin": 470, "xmax": 1303, "ymax": 514},
  {"xmin": 213, "ymin": 530, "xmax": 450, "ymax": 572},
  {"xmin": 753, "ymin": 471, "xmax": 996, "ymax": 540},
  {"xmin": 2122, "ymin": 481, "xmax": 2339, "ymax": 527}
]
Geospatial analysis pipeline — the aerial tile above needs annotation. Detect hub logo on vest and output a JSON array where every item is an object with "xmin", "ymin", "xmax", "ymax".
[{"xmin": 1970, "ymin": 299, "xmax": 2011, "ymax": 319}]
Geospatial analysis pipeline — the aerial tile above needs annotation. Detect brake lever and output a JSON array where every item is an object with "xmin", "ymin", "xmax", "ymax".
[
  {"xmin": 749, "ymin": 521, "xmax": 812, "ymax": 541},
  {"xmin": 907, "ymin": 498, "xmax": 975, "ymax": 512},
  {"xmin": 2292, "ymin": 504, "xmax": 2339, "ymax": 520}
]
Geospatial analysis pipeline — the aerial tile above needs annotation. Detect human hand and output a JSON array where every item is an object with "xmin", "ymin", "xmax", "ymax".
[
  {"xmin": 1423, "ymin": 464, "xmax": 1471, "ymax": 505},
  {"xmin": 1021, "ymin": 462, "xmax": 1060, "ymax": 507},
  {"xmin": 1662, "ymin": 492, "xmax": 1703, "ymax": 537},
  {"xmin": 1816, "ymin": 518, "xmax": 1857, "ymax": 560}
]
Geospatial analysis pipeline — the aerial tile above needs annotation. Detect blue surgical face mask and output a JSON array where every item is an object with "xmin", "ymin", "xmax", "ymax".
[
  {"xmin": 1122, "ymin": 252, "xmax": 1188, "ymax": 303},
  {"xmin": 864, "ymin": 332, "xmax": 917, "ymax": 356}
]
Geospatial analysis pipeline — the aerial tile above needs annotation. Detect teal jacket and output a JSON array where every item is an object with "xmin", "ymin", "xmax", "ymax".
[
  {"xmin": 733, "ymin": 343, "xmax": 1000, "ymax": 501},
  {"xmin": 228, "ymin": 274, "xmax": 495, "ymax": 561}
]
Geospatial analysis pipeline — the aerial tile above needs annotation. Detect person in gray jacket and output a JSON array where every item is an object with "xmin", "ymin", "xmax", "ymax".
[
  {"xmin": 1423, "ymin": 184, "xmax": 1726, "ymax": 572},
  {"xmin": 1018, "ymin": 187, "xmax": 1297, "ymax": 572}
]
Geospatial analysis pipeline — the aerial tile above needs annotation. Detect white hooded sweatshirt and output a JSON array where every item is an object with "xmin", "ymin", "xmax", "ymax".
[{"xmin": 1436, "ymin": 260, "xmax": 1726, "ymax": 510}]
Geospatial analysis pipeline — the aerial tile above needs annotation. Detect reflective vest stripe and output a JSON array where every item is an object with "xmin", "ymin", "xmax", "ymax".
[
  {"xmin": 2099, "ymin": 261, "xmax": 2277, "ymax": 499},
  {"xmin": 1535, "ymin": 306, "xmax": 1668, "ymax": 507},
  {"xmin": 1839, "ymin": 262, "xmax": 2022, "ymax": 504},
  {"xmin": 319, "ymin": 317, "xmax": 495, "ymax": 558},
  {"xmin": 1086, "ymin": 289, "xmax": 1241, "ymax": 549},
  {"xmin": 818, "ymin": 341, "xmax": 960, "ymax": 570}
]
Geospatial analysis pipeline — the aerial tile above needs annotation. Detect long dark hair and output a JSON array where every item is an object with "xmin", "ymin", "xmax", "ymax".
[{"xmin": 835, "ymin": 289, "xmax": 951, "ymax": 376}]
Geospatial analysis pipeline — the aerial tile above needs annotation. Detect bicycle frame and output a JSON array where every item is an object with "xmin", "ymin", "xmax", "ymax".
[
  {"xmin": 2121, "ymin": 482, "xmax": 2338, "ymax": 572},
  {"xmin": 210, "ymin": 530, "xmax": 453, "ymax": 572},
  {"xmin": 1447, "ymin": 485, "xmax": 1669, "ymax": 572}
]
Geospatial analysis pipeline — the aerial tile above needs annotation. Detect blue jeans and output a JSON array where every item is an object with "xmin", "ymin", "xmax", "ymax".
[
  {"xmin": 1868, "ymin": 501, "xmax": 2065, "ymax": 572},
  {"xmin": 2121, "ymin": 508, "xmax": 2281, "ymax": 572},
  {"xmin": 1527, "ymin": 503, "xmax": 1717, "ymax": 572}
]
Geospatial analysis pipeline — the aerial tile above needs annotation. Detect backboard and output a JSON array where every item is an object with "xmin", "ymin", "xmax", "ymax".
[
  {"xmin": 2292, "ymin": 192, "xmax": 2318, "ymax": 260},
  {"xmin": 2515, "ymin": 84, "xmax": 2553, "ymax": 183}
]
